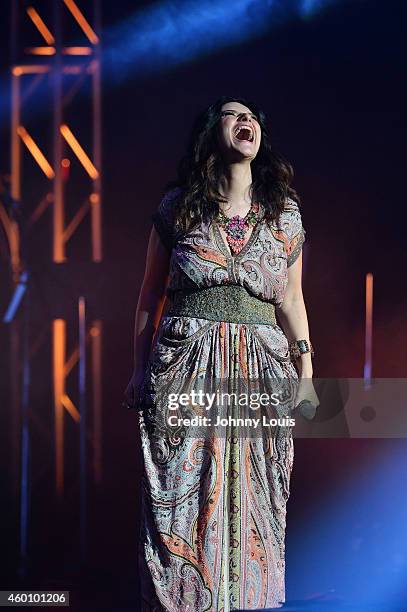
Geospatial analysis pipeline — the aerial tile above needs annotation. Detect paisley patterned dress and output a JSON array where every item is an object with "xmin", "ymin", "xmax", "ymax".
[{"xmin": 136, "ymin": 189, "xmax": 306, "ymax": 611}]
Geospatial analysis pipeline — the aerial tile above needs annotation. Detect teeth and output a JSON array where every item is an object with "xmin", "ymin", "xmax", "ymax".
[{"xmin": 234, "ymin": 124, "xmax": 254, "ymax": 141}]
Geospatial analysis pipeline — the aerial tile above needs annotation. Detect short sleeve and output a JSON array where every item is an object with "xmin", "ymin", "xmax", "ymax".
[
  {"xmin": 281, "ymin": 197, "xmax": 306, "ymax": 267},
  {"xmin": 151, "ymin": 187, "xmax": 181, "ymax": 253}
]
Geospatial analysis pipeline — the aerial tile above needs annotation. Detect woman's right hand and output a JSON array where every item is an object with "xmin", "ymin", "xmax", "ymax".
[
  {"xmin": 123, "ymin": 368, "xmax": 146, "ymax": 410},
  {"xmin": 294, "ymin": 376, "xmax": 320, "ymax": 420}
]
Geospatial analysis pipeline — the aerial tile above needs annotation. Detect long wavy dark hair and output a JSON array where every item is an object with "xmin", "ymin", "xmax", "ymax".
[{"xmin": 165, "ymin": 95, "xmax": 301, "ymax": 237}]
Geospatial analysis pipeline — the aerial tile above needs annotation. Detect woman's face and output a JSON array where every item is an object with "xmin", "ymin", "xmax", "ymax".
[{"xmin": 216, "ymin": 101, "xmax": 262, "ymax": 162}]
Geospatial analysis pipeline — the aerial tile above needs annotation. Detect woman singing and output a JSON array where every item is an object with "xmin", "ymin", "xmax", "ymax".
[{"xmin": 124, "ymin": 96, "xmax": 318, "ymax": 611}]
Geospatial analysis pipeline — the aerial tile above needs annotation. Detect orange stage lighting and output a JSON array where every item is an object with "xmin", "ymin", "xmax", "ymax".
[
  {"xmin": 12, "ymin": 65, "xmax": 50, "ymax": 75},
  {"xmin": 63, "ymin": 202, "xmax": 90, "ymax": 242},
  {"xmin": 26, "ymin": 6, "xmax": 55, "ymax": 45},
  {"xmin": 0, "ymin": 204, "xmax": 20, "ymax": 281},
  {"xmin": 29, "ymin": 193, "xmax": 54, "ymax": 225},
  {"xmin": 365, "ymin": 273, "xmax": 373, "ymax": 339},
  {"xmin": 61, "ymin": 158, "xmax": 71, "ymax": 181},
  {"xmin": 53, "ymin": 319, "xmax": 65, "ymax": 495},
  {"xmin": 90, "ymin": 320, "xmax": 102, "ymax": 483},
  {"xmin": 25, "ymin": 46, "xmax": 56, "ymax": 55},
  {"xmin": 61, "ymin": 394, "xmax": 81, "ymax": 422},
  {"xmin": 63, "ymin": 0, "xmax": 99, "ymax": 44},
  {"xmin": 365, "ymin": 272, "xmax": 373, "ymax": 382},
  {"xmin": 60, "ymin": 124, "xmax": 99, "ymax": 179},
  {"xmin": 62, "ymin": 46, "xmax": 92, "ymax": 55},
  {"xmin": 17, "ymin": 126, "xmax": 55, "ymax": 178}
]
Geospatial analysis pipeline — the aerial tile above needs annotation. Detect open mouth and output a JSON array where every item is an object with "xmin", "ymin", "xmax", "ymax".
[{"xmin": 233, "ymin": 124, "xmax": 254, "ymax": 142}]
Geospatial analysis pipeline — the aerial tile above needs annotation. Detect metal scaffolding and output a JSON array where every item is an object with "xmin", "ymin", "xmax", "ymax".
[
  {"xmin": 11, "ymin": 0, "xmax": 102, "ymax": 262},
  {"xmin": 6, "ymin": 0, "xmax": 103, "ymax": 573}
]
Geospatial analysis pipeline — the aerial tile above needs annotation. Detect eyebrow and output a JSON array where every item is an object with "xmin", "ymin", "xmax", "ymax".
[{"xmin": 221, "ymin": 109, "xmax": 258, "ymax": 118}]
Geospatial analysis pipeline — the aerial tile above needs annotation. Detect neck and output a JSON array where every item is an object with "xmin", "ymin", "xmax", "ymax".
[{"xmin": 218, "ymin": 160, "xmax": 252, "ymax": 212}]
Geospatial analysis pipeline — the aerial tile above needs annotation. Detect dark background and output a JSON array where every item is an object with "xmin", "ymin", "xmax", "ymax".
[{"xmin": 0, "ymin": 0, "xmax": 406, "ymax": 608}]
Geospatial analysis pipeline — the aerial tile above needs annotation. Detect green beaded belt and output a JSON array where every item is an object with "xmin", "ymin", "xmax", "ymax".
[{"xmin": 166, "ymin": 285, "xmax": 277, "ymax": 325}]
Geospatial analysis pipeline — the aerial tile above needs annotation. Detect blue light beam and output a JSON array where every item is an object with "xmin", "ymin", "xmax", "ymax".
[
  {"xmin": 102, "ymin": 0, "xmax": 340, "ymax": 83},
  {"xmin": 103, "ymin": 0, "xmax": 281, "ymax": 83},
  {"xmin": 3, "ymin": 271, "xmax": 28, "ymax": 323},
  {"xmin": 0, "ymin": 0, "xmax": 342, "ymax": 122}
]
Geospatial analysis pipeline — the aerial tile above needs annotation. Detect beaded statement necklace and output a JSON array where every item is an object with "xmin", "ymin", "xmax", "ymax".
[{"xmin": 217, "ymin": 202, "xmax": 260, "ymax": 255}]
